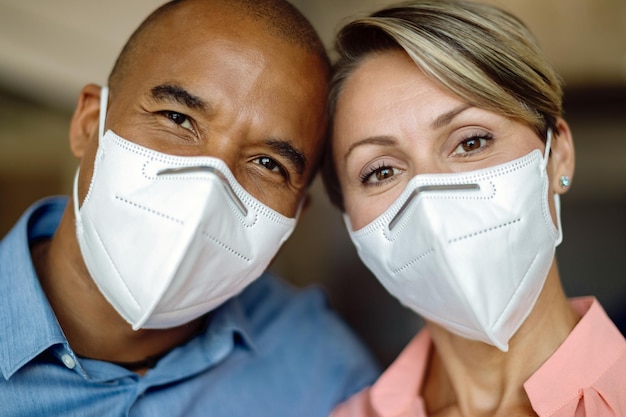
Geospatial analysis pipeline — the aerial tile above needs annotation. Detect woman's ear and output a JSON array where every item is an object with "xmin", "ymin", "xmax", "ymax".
[
  {"xmin": 69, "ymin": 84, "xmax": 104, "ymax": 158},
  {"xmin": 550, "ymin": 118, "xmax": 575, "ymax": 195}
]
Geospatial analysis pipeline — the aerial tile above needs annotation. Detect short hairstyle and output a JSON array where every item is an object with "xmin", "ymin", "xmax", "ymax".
[
  {"xmin": 322, "ymin": 0, "xmax": 564, "ymax": 210},
  {"xmin": 108, "ymin": 0, "xmax": 329, "ymax": 92}
]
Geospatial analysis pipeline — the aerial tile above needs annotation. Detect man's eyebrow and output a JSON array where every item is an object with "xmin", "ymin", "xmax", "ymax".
[
  {"xmin": 344, "ymin": 136, "xmax": 397, "ymax": 162},
  {"xmin": 431, "ymin": 104, "xmax": 473, "ymax": 129},
  {"xmin": 150, "ymin": 84, "xmax": 208, "ymax": 111},
  {"xmin": 266, "ymin": 139, "xmax": 307, "ymax": 176}
]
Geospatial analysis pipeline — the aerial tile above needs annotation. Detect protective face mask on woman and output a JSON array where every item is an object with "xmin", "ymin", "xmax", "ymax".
[
  {"xmin": 346, "ymin": 132, "xmax": 562, "ymax": 351},
  {"xmin": 73, "ymin": 87, "xmax": 298, "ymax": 329}
]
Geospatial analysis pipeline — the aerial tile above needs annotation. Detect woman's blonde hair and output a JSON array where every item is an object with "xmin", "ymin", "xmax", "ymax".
[{"xmin": 323, "ymin": 0, "xmax": 564, "ymax": 209}]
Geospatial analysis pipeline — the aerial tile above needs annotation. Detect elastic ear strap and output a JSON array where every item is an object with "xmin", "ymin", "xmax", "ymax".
[
  {"xmin": 542, "ymin": 129, "xmax": 553, "ymax": 169},
  {"xmin": 77, "ymin": 85, "xmax": 107, "ymax": 214},
  {"xmin": 554, "ymin": 193, "xmax": 563, "ymax": 246},
  {"xmin": 73, "ymin": 168, "xmax": 81, "ymax": 215},
  {"xmin": 543, "ymin": 129, "xmax": 562, "ymax": 245},
  {"xmin": 293, "ymin": 195, "xmax": 306, "ymax": 221},
  {"xmin": 99, "ymin": 86, "xmax": 109, "ymax": 140}
]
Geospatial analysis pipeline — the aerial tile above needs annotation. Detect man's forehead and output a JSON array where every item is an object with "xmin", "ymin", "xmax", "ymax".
[
  {"xmin": 143, "ymin": 0, "xmax": 326, "ymax": 62},
  {"xmin": 147, "ymin": 2, "xmax": 255, "ymax": 38},
  {"xmin": 140, "ymin": 4, "xmax": 312, "ymax": 67},
  {"xmin": 148, "ymin": 1, "xmax": 285, "ymax": 38},
  {"xmin": 113, "ymin": 0, "xmax": 328, "ymax": 158}
]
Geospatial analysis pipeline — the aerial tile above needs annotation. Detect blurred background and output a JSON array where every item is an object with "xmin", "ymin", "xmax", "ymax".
[{"xmin": 1, "ymin": 0, "xmax": 625, "ymax": 367}]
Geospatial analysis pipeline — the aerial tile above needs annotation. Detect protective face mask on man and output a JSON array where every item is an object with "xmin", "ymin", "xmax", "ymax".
[
  {"xmin": 346, "ymin": 132, "xmax": 562, "ymax": 351},
  {"xmin": 74, "ymin": 87, "xmax": 298, "ymax": 329}
]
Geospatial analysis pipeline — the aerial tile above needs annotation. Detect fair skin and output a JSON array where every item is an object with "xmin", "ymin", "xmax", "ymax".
[
  {"xmin": 333, "ymin": 50, "xmax": 579, "ymax": 416},
  {"xmin": 31, "ymin": 0, "xmax": 327, "ymax": 374}
]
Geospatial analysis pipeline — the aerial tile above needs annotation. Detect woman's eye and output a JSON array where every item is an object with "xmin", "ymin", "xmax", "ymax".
[
  {"xmin": 254, "ymin": 156, "xmax": 287, "ymax": 177},
  {"xmin": 452, "ymin": 135, "xmax": 492, "ymax": 155},
  {"xmin": 162, "ymin": 111, "xmax": 194, "ymax": 132},
  {"xmin": 360, "ymin": 165, "xmax": 403, "ymax": 185}
]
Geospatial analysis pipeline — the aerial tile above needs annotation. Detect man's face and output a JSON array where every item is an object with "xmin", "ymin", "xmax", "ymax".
[{"xmin": 77, "ymin": 3, "xmax": 328, "ymax": 218}]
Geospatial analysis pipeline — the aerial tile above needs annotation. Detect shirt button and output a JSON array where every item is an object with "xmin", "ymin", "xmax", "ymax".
[{"xmin": 61, "ymin": 353, "xmax": 76, "ymax": 369}]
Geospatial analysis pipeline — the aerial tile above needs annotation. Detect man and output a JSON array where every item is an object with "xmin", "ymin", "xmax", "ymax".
[{"xmin": 0, "ymin": 0, "xmax": 379, "ymax": 415}]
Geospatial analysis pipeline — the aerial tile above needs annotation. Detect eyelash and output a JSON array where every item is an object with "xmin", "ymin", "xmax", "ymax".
[
  {"xmin": 358, "ymin": 131, "xmax": 494, "ymax": 185},
  {"xmin": 452, "ymin": 131, "xmax": 494, "ymax": 156},
  {"xmin": 157, "ymin": 110, "xmax": 291, "ymax": 183},
  {"xmin": 253, "ymin": 156, "xmax": 289, "ymax": 180},
  {"xmin": 359, "ymin": 161, "xmax": 401, "ymax": 186},
  {"xmin": 159, "ymin": 110, "xmax": 196, "ymax": 134}
]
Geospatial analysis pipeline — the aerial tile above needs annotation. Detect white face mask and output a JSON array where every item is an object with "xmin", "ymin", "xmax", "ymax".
[
  {"xmin": 74, "ymin": 87, "xmax": 298, "ymax": 329},
  {"xmin": 346, "ymin": 133, "xmax": 562, "ymax": 351}
]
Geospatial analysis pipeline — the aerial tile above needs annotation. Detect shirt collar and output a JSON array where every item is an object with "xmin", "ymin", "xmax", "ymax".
[
  {"xmin": 200, "ymin": 292, "xmax": 257, "ymax": 355},
  {"xmin": 524, "ymin": 297, "xmax": 626, "ymax": 415},
  {"xmin": 0, "ymin": 196, "xmax": 258, "ymax": 382},
  {"xmin": 85, "ymin": 291, "xmax": 259, "ymax": 384},
  {"xmin": 167, "ymin": 294, "xmax": 257, "ymax": 377},
  {"xmin": 368, "ymin": 298, "xmax": 626, "ymax": 417},
  {"xmin": 0, "ymin": 197, "xmax": 69, "ymax": 380},
  {"xmin": 370, "ymin": 328, "xmax": 431, "ymax": 416}
]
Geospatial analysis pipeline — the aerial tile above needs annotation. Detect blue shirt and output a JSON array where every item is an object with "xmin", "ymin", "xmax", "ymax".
[{"xmin": 0, "ymin": 197, "xmax": 379, "ymax": 417}]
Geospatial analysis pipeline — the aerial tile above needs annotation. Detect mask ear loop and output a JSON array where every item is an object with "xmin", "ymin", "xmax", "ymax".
[
  {"xmin": 543, "ymin": 129, "xmax": 563, "ymax": 245},
  {"xmin": 99, "ymin": 86, "xmax": 109, "ymax": 140},
  {"xmin": 72, "ymin": 167, "xmax": 81, "ymax": 217},
  {"xmin": 292, "ymin": 195, "xmax": 306, "ymax": 222},
  {"xmin": 74, "ymin": 86, "xmax": 110, "ymax": 216},
  {"xmin": 554, "ymin": 186, "xmax": 563, "ymax": 245},
  {"xmin": 542, "ymin": 129, "xmax": 552, "ymax": 169}
]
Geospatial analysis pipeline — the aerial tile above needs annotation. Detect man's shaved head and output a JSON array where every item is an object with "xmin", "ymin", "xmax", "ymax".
[{"xmin": 108, "ymin": 0, "xmax": 328, "ymax": 92}]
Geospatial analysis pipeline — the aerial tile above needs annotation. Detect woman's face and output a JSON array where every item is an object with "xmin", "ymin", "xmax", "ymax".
[{"xmin": 333, "ymin": 50, "xmax": 548, "ymax": 230}]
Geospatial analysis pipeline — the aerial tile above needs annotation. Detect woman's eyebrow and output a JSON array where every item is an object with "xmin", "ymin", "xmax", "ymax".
[
  {"xmin": 430, "ymin": 104, "xmax": 473, "ymax": 129},
  {"xmin": 150, "ymin": 83, "xmax": 209, "ymax": 111},
  {"xmin": 342, "ymin": 105, "xmax": 474, "ymax": 162},
  {"xmin": 343, "ymin": 136, "xmax": 397, "ymax": 162}
]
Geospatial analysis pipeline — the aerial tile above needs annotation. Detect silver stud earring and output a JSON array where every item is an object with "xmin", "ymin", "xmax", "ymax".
[{"xmin": 559, "ymin": 175, "xmax": 570, "ymax": 188}]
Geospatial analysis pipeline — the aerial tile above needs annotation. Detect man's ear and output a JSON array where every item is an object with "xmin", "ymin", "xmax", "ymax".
[
  {"xmin": 550, "ymin": 118, "xmax": 575, "ymax": 195},
  {"xmin": 69, "ymin": 84, "xmax": 103, "ymax": 158}
]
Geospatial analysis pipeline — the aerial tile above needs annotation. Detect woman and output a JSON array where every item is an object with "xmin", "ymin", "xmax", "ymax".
[{"xmin": 323, "ymin": 1, "xmax": 626, "ymax": 416}]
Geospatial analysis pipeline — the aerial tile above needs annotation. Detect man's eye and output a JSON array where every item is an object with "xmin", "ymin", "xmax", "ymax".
[
  {"xmin": 254, "ymin": 156, "xmax": 287, "ymax": 177},
  {"xmin": 161, "ymin": 111, "xmax": 194, "ymax": 132}
]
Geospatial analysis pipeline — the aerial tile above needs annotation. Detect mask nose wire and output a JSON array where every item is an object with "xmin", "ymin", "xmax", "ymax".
[
  {"xmin": 157, "ymin": 166, "xmax": 248, "ymax": 217},
  {"xmin": 388, "ymin": 183, "xmax": 480, "ymax": 231}
]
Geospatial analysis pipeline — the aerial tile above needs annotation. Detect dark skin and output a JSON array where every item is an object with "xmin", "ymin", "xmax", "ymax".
[{"xmin": 32, "ymin": 0, "xmax": 328, "ymax": 375}]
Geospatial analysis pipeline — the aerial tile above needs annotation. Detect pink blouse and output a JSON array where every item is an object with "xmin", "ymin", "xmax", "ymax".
[{"xmin": 331, "ymin": 298, "xmax": 626, "ymax": 416}]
